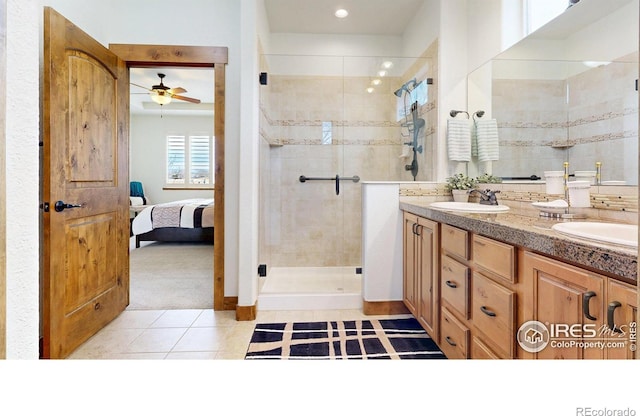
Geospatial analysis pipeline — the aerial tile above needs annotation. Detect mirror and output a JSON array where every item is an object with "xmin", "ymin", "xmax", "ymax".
[{"xmin": 467, "ymin": 0, "xmax": 638, "ymax": 185}]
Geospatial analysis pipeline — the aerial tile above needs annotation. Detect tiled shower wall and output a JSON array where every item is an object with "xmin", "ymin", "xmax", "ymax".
[
  {"xmin": 493, "ymin": 54, "xmax": 638, "ymax": 184},
  {"xmin": 259, "ymin": 44, "xmax": 438, "ymax": 267}
]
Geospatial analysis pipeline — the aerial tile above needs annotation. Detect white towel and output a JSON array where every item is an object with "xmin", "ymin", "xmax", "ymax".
[
  {"xmin": 474, "ymin": 119, "xmax": 499, "ymax": 162},
  {"xmin": 447, "ymin": 119, "xmax": 471, "ymax": 161}
]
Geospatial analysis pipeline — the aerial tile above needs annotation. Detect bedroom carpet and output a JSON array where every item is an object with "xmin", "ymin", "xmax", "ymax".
[
  {"xmin": 128, "ymin": 242, "xmax": 214, "ymax": 310},
  {"xmin": 245, "ymin": 317, "xmax": 446, "ymax": 360}
]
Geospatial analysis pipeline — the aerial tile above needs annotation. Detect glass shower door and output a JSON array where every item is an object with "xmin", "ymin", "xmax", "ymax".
[{"xmin": 258, "ymin": 54, "xmax": 354, "ymax": 302}]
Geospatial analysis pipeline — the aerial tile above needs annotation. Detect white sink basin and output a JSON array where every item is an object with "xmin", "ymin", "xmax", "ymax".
[
  {"xmin": 551, "ymin": 222, "xmax": 638, "ymax": 248},
  {"xmin": 429, "ymin": 201, "xmax": 510, "ymax": 213}
]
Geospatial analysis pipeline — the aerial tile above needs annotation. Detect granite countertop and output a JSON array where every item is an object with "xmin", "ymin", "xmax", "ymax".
[{"xmin": 400, "ymin": 196, "xmax": 638, "ymax": 282}]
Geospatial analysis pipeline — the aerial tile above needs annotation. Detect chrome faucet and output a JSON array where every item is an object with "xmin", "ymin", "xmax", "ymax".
[{"xmin": 470, "ymin": 189, "xmax": 500, "ymax": 205}]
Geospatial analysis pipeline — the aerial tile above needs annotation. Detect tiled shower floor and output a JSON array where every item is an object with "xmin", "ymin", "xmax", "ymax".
[{"xmin": 258, "ymin": 266, "xmax": 363, "ymax": 310}]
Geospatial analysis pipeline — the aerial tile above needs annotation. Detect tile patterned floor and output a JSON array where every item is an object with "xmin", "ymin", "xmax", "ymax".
[{"xmin": 67, "ymin": 308, "xmax": 406, "ymax": 359}]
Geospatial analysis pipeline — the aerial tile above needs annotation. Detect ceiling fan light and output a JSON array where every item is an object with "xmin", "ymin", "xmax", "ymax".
[{"xmin": 151, "ymin": 92, "xmax": 172, "ymax": 105}]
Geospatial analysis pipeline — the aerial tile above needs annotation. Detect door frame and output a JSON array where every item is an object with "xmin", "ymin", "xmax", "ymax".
[{"xmin": 109, "ymin": 44, "xmax": 229, "ymax": 311}]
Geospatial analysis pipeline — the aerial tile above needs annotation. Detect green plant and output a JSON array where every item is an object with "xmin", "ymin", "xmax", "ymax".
[
  {"xmin": 445, "ymin": 173, "xmax": 478, "ymax": 191},
  {"xmin": 476, "ymin": 173, "xmax": 502, "ymax": 184}
]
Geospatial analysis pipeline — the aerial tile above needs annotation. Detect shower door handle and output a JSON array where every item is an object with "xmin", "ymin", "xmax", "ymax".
[{"xmin": 299, "ymin": 175, "xmax": 360, "ymax": 196}]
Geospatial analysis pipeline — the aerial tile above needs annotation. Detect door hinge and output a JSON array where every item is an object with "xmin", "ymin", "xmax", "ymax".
[
  {"xmin": 258, "ymin": 264, "xmax": 267, "ymax": 277},
  {"xmin": 40, "ymin": 202, "xmax": 50, "ymax": 212}
]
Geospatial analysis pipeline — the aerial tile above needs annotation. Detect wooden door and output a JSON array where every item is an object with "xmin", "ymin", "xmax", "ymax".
[
  {"xmin": 521, "ymin": 252, "xmax": 605, "ymax": 359},
  {"xmin": 402, "ymin": 212, "xmax": 418, "ymax": 316},
  {"xmin": 417, "ymin": 217, "xmax": 438, "ymax": 341},
  {"xmin": 42, "ymin": 7, "xmax": 129, "ymax": 358},
  {"xmin": 605, "ymin": 280, "xmax": 637, "ymax": 359}
]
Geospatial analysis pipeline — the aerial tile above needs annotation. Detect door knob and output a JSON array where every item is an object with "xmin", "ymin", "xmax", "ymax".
[{"xmin": 54, "ymin": 200, "xmax": 83, "ymax": 212}]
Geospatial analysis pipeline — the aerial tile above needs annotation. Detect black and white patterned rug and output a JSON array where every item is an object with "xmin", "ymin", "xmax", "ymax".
[{"xmin": 245, "ymin": 317, "xmax": 446, "ymax": 360}]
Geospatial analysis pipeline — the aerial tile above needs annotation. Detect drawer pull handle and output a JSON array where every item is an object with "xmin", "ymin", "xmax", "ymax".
[
  {"xmin": 607, "ymin": 301, "xmax": 623, "ymax": 333},
  {"xmin": 445, "ymin": 280, "xmax": 457, "ymax": 289},
  {"xmin": 480, "ymin": 306, "xmax": 496, "ymax": 317},
  {"xmin": 445, "ymin": 336, "xmax": 457, "ymax": 347},
  {"xmin": 583, "ymin": 291, "xmax": 597, "ymax": 321},
  {"xmin": 475, "ymin": 241, "xmax": 486, "ymax": 247}
]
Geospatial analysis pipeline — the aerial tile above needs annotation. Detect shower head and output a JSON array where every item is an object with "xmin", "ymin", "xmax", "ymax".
[{"xmin": 393, "ymin": 78, "xmax": 418, "ymax": 97}]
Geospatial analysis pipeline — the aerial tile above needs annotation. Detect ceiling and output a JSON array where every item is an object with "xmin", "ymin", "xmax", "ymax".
[
  {"xmin": 129, "ymin": 0, "xmax": 425, "ymax": 116},
  {"xmin": 129, "ymin": 67, "xmax": 215, "ymax": 116},
  {"xmin": 264, "ymin": 0, "xmax": 425, "ymax": 35}
]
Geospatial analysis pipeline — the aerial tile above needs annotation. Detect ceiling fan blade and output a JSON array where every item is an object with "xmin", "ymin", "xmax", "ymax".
[
  {"xmin": 172, "ymin": 94, "xmax": 201, "ymax": 104},
  {"xmin": 131, "ymin": 82, "xmax": 152, "ymax": 91},
  {"xmin": 168, "ymin": 87, "xmax": 187, "ymax": 94}
]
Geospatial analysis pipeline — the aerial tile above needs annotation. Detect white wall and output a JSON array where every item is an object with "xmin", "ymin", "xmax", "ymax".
[
  {"xmin": 402, "ymin": 0, "xmax": 440, "ymax": 57},
  {"xmin": 130, "ymin": 114, "xmax": 215, "ymax": 204},
  {"xmin": 6, "ymin": 0, "xmax": 40, "ymax": 358},
  {"xmin": 237, "ymin": 0, "xmax": 261, "ymax": 307},
  {"xmin": 438, "ymin": 0, "xmax": 470, "ymax": 180},
  {"xmin": 467, "ymin": 0, "xmax": 503, "ymax": 73}
]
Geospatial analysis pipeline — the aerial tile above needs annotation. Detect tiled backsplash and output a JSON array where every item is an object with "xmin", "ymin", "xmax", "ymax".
[{"xmin": 399, "ymin": 182, "xmax": 638, "ymax": 224}]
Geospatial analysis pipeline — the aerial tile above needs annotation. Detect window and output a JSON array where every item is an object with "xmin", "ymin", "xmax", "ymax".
[
  {"xmin": 166, "ymin": 134, "xmax": 214, "ymax": 187},
  {"xmin": 396, "ymin": 78, "xmax": 429, "ymax": 121}
]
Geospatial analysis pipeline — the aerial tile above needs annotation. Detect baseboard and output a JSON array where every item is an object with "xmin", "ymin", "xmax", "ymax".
[
  {"xmin": 362, "ymin": 300, "xmax": 410, "ymax": 316},
  {"xmin": 223, "ymin": 296, "xmax": 238, "ymax": 311},
  {"xmin": 236, "ymin": 303, "xmax": 257, "ymax": 321}
]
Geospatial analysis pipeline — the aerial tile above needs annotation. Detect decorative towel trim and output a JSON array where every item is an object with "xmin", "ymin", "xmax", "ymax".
[
  {"xmin": 474, "ymin": 119, "xmax": 499, "ymax": 162},
  {"xmin": 447, "ymin": 119, "xmax": 471, "ymax": 161}
]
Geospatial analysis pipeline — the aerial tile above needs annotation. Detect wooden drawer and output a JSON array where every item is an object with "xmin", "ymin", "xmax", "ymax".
[
  {"xmin": 441, "ymin": 224, "xmax": 469, "ymax": 261},
  {"xmin": 472, "ymin": 234, "xmax": 516, "ymax": 283},
  {"xmin": 472, "ymin": 272, "xmax": 515, "ymax": 357},
  {"xmin": 440, "ymin": 307, "xmax": 469, "ymax": 359},
  {"xmin": 440, "ymin": 255, "xmax": 469, "ymax": 318},
  {"xmin": 470, "ymin": 336, "xmax": 501, "ymax": 359}
]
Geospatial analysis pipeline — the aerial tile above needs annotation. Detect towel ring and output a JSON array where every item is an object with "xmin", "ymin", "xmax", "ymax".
[
  {"xmin": 473, "ymin": 110, "xmax": 485, "ymax": 120},
  {"xmin": 449, "ymin": 110, "xmax": 469, "ymax": 118}
]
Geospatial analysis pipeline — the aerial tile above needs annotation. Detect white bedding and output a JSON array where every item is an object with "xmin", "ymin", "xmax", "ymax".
[{"xmin": 131, "ymin": 198, "xmax": 214, "ymax": 236}]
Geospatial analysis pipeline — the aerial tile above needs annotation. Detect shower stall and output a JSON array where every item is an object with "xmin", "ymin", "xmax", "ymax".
[{"xmin": 258, "ymin": 53, "xmax": 436, "ymax": 310}]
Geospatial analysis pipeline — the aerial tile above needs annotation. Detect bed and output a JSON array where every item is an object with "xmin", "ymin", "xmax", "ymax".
[{"xmin": 131, "ymin": 198, "xmax": 214, "ymax": 248}]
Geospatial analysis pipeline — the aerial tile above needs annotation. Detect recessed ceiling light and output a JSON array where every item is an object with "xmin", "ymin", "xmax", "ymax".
[
  {"xmin": 371, "ymin": 79, "xmax": 381, "ymax": 86},
  {"xmin": 335, "ymin": 9, "xmax": 349, "ymax": 18},
  {"xmin": 378, "ymin": 70, "xmax": 387, "ymax": 77},
  {"xmin": 366, "ymin": 87, "xmax": 375, "ymax": 93},
  {"xmin": 382, "ymin": 61, "xmax": 394, "ymax": 69}
]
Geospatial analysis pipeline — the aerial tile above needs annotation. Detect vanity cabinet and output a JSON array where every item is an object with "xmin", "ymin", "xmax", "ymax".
[
  {"xmin": 403, "ymin": 212, "xmax": 439, "ymax": 340},
  {"xmin": 604, "ymin": 279, "xmax": 637, "ymax": 359},
  {"xmin": 401, "ymin": 207, "xmax": 636, "ymax": 360},
  {"xmin": 520, "ymin": 251, "xmax": 606, "ymax": 359},
  {"xmin": 439, "ymin": 223, "xmax": 517, "ymax": 359}
]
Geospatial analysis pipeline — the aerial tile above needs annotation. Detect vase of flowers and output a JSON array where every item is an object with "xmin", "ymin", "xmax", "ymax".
[{"xmin": 445, "ymin": 173, "xmax": 477, "ymax": 202}]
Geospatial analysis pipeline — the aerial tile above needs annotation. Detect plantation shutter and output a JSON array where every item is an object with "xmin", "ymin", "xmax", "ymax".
[{"xmin": 167, "ymin": 135, "xmax": 186, "ymax": 183}]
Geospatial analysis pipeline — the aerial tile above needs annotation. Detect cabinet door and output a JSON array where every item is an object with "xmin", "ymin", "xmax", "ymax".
[
  {"xmin": 402, "ymin": 212, "xmax": 418, "ymax": 316},
  {"xmin": 417, "ymin": 217, "xmax": 439, "ymax": 340},
  {"xmin": 521, "ymin": 252, "xmax": 605, "ymax": 359},
  {"xmin": 472, "ymin": 272, "xmax": 515, "ymax": 358},
  {"xmin": 605, "ymin": 280, "xmax": 637, "ymax": 359},
  {"xmin": 441, "ymin": 254, "xmax": 470, "ymax": 318},
  {"xmin": 440, "ymin": 307, "xmax": 469, "ymax": 359}
]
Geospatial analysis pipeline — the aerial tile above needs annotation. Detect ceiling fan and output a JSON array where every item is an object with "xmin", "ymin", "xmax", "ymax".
[{"xmin": 131, "ymin": 73, "xmax": 201, "ymax": 105}]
